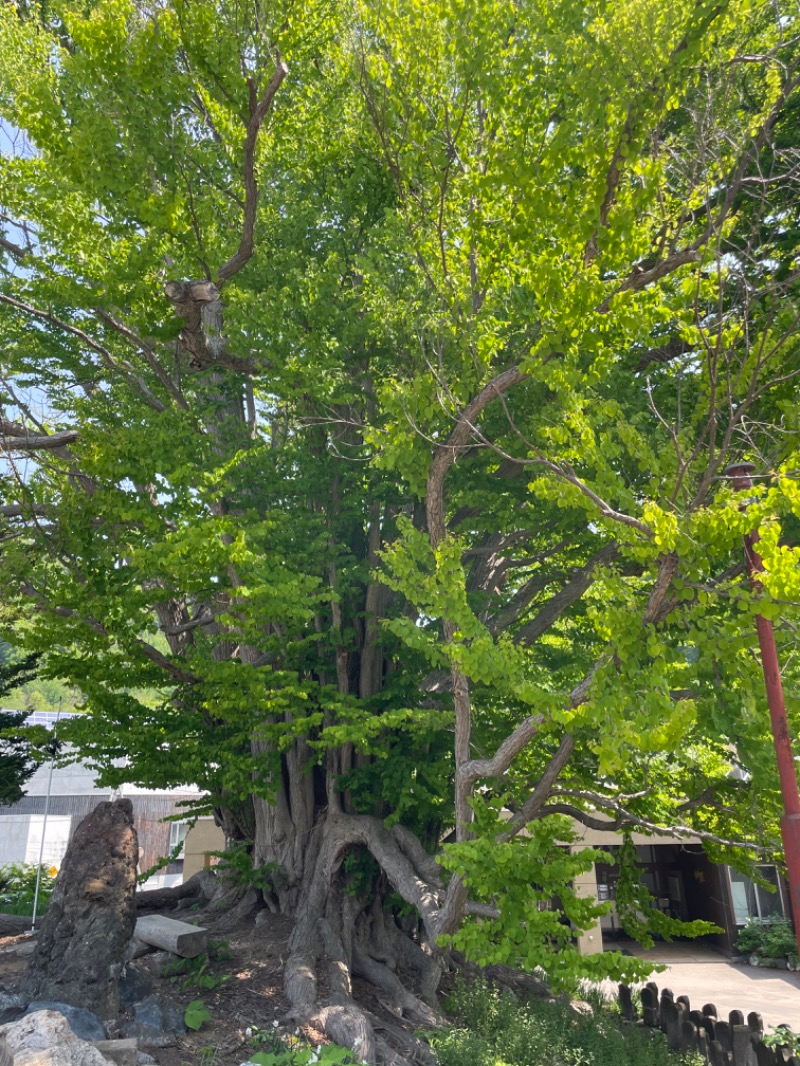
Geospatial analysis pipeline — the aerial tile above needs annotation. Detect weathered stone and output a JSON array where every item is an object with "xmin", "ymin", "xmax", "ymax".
[
  {"xmin": 732, "ymin": 1022, "xmax": 756, "ymax": 1066},
  {"xmin": 698, "ymin": 1029, "xmax": 710, "ymax": 1062},
  {"xmin": 568, "ymin": 1000, "xmax": 594, "ymax": 1017},
  {"xmin": 125, "ymin": 939, "xmax": 153, "ymax": 962},
  {"xmin": 23, "ymin": 1001, "xmax": 106, "ymax": 1040},
  {"xmin": 134, "ymin": 914, "xmax": 208, "ymax": 958},
  {"xmin": 0, "ymin": 990, "xmax": 26, "ymax": 1025},
  {"xmin": 91, "ymin": 1039, "xmax": 139, "ymax": 1066},
  {"xmin": 669, "ymin": 1000, "xmax": 688, "ymax": 1050},
  {"xmin": 138, "ymin": 950, "xmax": 175, "ymax": 978},
  {"xmin": 136, "ymin": 1054, "xmax": 156, "ymax": 1065},
  {"xmin": 122, "ymin": 995, "xmax": 186, "ymax": 1048},
  {"xmin": 754, "ymin": 1039, "xmax": 777, "ymax": 1066},
  {"xmin": 0, "ymin": 1037, "xmax": 11, "ymax": 1066},
  {"xmin": 0, "ymin": 1010, "xmax": 115, "ymax": 1066},
  {"xmin": 618, "ymin": 983, "xmax": 637, "ymax": 1022},
  {"xmin": 20, "ymin": 799, "xmax": 138, "ymax": 1019},
  {"xmin": 641, "ymin": 984, "xmax": 660, "ymax": 1027},
  {"xmin": 717, "ymin": 1020, "xmax": 734, "ymax": 1055},
  {"xmin": 118, "ymin": 965, "xmax": 153, "ymax": 1007}
]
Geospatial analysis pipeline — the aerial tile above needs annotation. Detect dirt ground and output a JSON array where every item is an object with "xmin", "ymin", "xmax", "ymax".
[{"xmin": 0, "ymin": 911, "xmax": 334, "ymax": 1066}]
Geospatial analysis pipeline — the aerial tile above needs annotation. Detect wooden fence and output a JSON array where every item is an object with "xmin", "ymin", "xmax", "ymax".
[{"xmin": 618, "ymin": 981, "xmax": 798, "ymax": 1066}]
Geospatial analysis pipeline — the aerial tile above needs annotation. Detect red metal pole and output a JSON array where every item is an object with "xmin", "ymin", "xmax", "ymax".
[{"xmin": 725, "ymin": 463, "xmax": 800, "ymax": 956}]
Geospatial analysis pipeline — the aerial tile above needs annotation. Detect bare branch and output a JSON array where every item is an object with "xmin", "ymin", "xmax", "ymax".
[
  {"xmin": 0, "ymin": 419, "xmax": 78, "ymax": 451},
  {"xmin": 426, "ymin": 366, "xmax": 527, "ymax": 548},
  {"xmin": 216, "ymin": 61, "xmax": 289, "ymax": 286},
  {"xmin": 540, "ymin": 801, "xmax": 769, "ymax": 854},
  {"xmin": 512, "ymin": 543, "xmax": 619, "ymax": 646}
]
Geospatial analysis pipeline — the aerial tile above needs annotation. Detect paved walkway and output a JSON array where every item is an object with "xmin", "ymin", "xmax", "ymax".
[{"xmin": 603, "ymin": 941, "xmax": 800, "ymax": 1033}]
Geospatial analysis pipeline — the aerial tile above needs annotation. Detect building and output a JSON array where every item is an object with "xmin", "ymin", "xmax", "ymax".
[
  {"xmin": 0, "ymin": 710, "xmax": 200, "ymax": 889},
  {"xmin": 569, "ymin": 818, "xmax": 788, "ymax": 957}
]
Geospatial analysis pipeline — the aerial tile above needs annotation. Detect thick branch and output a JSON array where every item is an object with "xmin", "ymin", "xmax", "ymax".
[
  {"xmin": 459, "ymin": 715, "xmax": 546, "ymax": 788},
  {"xmin": 0, "ymin": 419, "xmax": 78, "ymax": 452},
  {"xmin": 512, "ymin": 543, "xmax": 618, "ymax": 646},
  {"xmin": 426, "ymin": 366, "xmax": 527, "ymax": 547},
  {"xmin": 216, "ymin": 61, "xmax": 289, "ymax": 285},
  {"xmin": 541, "ymin": 800, "xmax": 769, "ymax": 853}
]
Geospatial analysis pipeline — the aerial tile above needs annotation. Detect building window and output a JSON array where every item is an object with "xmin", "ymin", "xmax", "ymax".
[
  {"xmin": 729, "ymin": 865, "xmax": 785, "ymax": 925},
  {"xmin": 168, "ymin": 821, "xmax": 188, "ymax": 859}
]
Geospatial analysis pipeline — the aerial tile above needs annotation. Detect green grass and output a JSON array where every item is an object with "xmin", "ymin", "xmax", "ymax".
[{"xmin": 432, "ymin": 981, "xmax": 704, "ymax": 1066}]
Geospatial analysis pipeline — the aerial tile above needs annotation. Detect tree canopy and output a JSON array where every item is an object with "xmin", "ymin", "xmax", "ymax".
[
  {"xmin": 2, "ymin": 0, "xmax": 800, "ymax": 1056},
  {"xmin": 0, "ymin": 650, "xmax": 52, "ymax": 805}
]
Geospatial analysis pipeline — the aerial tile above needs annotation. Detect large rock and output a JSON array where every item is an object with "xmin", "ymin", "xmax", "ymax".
[
  {"xmin": 122, "ymin": 995, "xmax": 186, "ymax": 1048},
  {"xmin": 20, "ymin": 799, "xmax": 138, "ymax": 1018},
  {"xmin": 0, "ymin": 1009, "xmax": 115, "ymax": 1065},
  {"xmin": 118, "ymin": 963, "xmax": 153, "ymax": 1007},
  {"xmin": 0, "ymin": 990, "xmax": 26, "ymax": 1024},
  {"xmin": 23, "ymin": 1001, "xmax": 106, "ymax": 1040}
]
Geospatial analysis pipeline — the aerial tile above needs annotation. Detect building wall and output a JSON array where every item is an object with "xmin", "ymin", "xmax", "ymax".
[
  {"xmin": 0, "ymin": 814, "xmax": 73, "ymax": 867},
  {"xmin": 0, "ymin": 792, "xmax": 195, "ymax": 874},
  {"xmin": 183, "ymin": 819, "xmax": 225, "ymax": 880},
  {"xmin": 0, "ymin": 734, "xmax": 200, "ymax": 889}
]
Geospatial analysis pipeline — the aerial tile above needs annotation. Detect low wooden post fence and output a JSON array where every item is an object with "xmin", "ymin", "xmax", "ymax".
[{"xmin": 618, "ymin": 982, "xmax": 798, "ymax": 1066}]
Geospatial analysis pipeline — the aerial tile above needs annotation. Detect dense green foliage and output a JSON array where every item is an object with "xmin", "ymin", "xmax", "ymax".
[
  {"xmin": 735, "ymin": 918, "xmax": 799, "ymax": 962},
  {"xmin": 1, "ymin": 0, "xmax": 800, "ymax": 1011},
  {"xmin": 432, "ymin": 981, "xmax": 704, "ymax": 1066},
  {"xmin": 0, "ymin": 651, "xmax": 55, "ymax": 804},
  {"xmin": 0, "ymin": 861, "xmax": 56, "ymax": 917}
]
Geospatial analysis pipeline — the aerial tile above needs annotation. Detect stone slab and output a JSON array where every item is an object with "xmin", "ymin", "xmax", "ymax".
[
  {"xmin": 133, "ymin": 915, "xmax": 207, "ymax": 959},
  {"xmin": 91, "ymin": 1039, "xmax": 139, "ymax": 1066}
]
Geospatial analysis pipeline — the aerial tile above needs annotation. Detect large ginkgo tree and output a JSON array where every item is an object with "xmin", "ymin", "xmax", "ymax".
[{"xmin": 2, "ymin": 0, "xmax": 800, "ymax": 1057}]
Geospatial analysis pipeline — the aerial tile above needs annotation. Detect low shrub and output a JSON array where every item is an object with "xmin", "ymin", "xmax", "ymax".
[
  {"xmin": 735, "ymin": 919, "xmax": 797, "ymax": 961},
  {"xmin": 0, "ymin": 862, "xmax": 56, "ymax": 917},
  {"xmin": 432, "ymin": 980, "xmax": 704, "ymax": 1066}
]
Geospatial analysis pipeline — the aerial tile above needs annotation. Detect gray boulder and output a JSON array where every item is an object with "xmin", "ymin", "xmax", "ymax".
[
  {"xmin": 23, "ymin": 1001, "xmax": 106, "ymax": 1040},
  {"xmin": 20, "ymin": 799, "xmax": 138, "ymax": 1018},
  {"xmin": 0, "ymin": 990, "xmax": 26, "ymax": 1025},
  {"xmin": 118, "ymin": 963, "xmax": 154, "ymax": 1007},
  {"xmin": 123, "ymin": 994, "xmax": 186, "ymax": 1048}
]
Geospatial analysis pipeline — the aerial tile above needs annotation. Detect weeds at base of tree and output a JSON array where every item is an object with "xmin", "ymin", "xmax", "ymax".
[
  {"xmin": 432, "ymin": 979, "xmax": 705, "ymax": 1066},
  {"xmin": 181, "ymin": 1046, "xmax": 220, "ymax": 1066},
  {"xmin": 166, "ymin": 941, "xmax": 232, "ymax": 991}
]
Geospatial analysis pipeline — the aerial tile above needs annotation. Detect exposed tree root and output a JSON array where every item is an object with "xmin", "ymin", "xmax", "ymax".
[
  {"xmin": 0, "ymin": 913, "xmax": 32, "ymax": 936},
  {"xmin": 135, "ymin": 868, "xmax": 220, "ymax": 912},
  {"xmin": 212, "ymin": 887, "xmax": 262, "ymax": 931},
  {"xmin": 283, "ymin": 815, "xmax": 453, "ymax": 1063}
]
